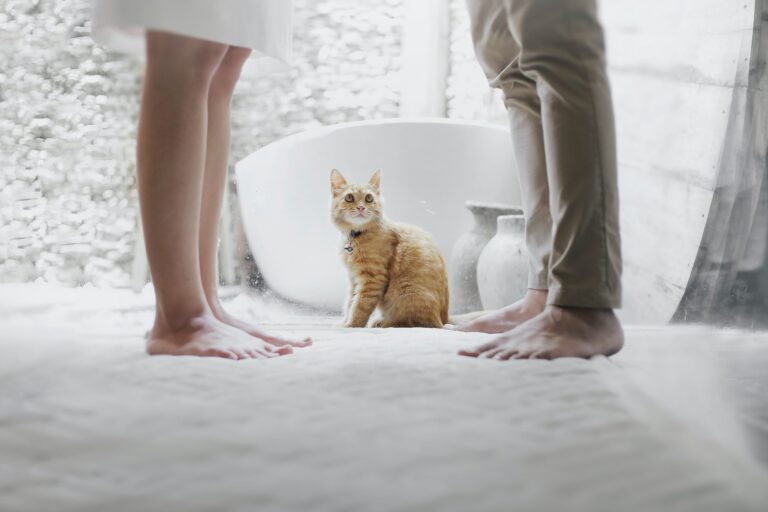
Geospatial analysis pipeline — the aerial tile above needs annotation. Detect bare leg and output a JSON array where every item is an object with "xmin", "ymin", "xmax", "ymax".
[
  {"xmin": 198, "ymin": 46, "xmax": 309, "ymax": 348},
  {"xmin": 455, "ymin": 289, "xmax": 547, "ymax": 333},
  {"xmin": 139, "ymin": 31, "xmax": 293, "ymax": 359}
]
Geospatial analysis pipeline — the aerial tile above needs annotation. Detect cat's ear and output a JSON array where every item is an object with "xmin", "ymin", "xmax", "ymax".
[
  {"xmin": 369, "ymin": 169, "xmax": 381, "ymax": 192},
  {"xmin": 330, "ymin": 169, "xmax": 347, "ymax": 195}
]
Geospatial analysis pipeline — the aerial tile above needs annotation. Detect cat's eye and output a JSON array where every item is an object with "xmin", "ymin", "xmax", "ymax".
[
  {"xmin": 365, "ymin": 194, "xmax": 374, "ymax": 203},
  {"xmin": 344, "ymin": 193, "xmax": 354, "ymax": 202}
]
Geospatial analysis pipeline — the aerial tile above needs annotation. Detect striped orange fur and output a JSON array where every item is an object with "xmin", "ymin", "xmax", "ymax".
[{"xmin": 330, "ymin": 169, "xmax": 449, "ymax": 328}]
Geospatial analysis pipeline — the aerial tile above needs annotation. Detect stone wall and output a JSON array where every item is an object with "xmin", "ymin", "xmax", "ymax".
[
  {"xmin": 0, "ymin": 0, "xmax": 404, "ymax": 286},
  {"xmin": 445, "ymin": 0, "xmax": 506, "ymax": 125},
  {"xmin": 1, "ymin": 0, "xmax": 141, "ymax": 286}
]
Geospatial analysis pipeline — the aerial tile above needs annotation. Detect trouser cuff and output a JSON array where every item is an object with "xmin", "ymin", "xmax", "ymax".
[
  {"xmin": 528, "ymin": 274, "xmax": 548, "ymax": 290},
  {"xmin": 547, "ymin": 285, "xmax": 621, "ymax": 309}
]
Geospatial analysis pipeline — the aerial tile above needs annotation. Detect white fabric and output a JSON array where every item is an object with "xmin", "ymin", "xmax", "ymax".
[{"xmin": 91, "ymin": 0, "xmax": 292, "ymax": 74}]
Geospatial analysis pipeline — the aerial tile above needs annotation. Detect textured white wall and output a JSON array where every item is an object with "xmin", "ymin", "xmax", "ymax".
[
  {"xmin": 0, "ymin": 0, "xmax": 405, "ymax": 286},
  {"xmin": 445, "ymin": 0, "xmax": 507, "ymax": 126}
]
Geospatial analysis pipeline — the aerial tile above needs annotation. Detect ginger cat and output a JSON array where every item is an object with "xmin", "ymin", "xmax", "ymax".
[{"xmin": 330, "ymin": 169, "xmax": 449, "ymax": 328}]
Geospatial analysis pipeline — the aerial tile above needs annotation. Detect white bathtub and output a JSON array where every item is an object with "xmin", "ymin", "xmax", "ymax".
[{"xmin": 235, "ymin": 118, "xmax": 521, "ymax": 311}]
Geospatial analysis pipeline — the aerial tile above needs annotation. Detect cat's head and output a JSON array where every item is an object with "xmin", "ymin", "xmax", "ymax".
[{"xmin": 330, "ymin": 169, "xmax": 383, "ymax": 229}]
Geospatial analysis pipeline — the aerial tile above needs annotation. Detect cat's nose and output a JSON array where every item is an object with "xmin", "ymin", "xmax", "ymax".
[{"xmin": 356, "ymin": 206, "xmax": 366, "ymax": 212}]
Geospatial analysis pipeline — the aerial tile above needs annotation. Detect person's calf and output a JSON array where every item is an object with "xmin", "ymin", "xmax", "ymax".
[
  {"xmin": 145, "ymin": 31, "xmax": 229, "ymax": 91},
  {"xmin": 208, "ymin": 46, "xmax": 252, "ymax": 100}
]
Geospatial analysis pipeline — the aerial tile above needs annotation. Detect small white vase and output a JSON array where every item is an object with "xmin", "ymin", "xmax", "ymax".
[
  {"xmin": 449, "ymin": 202, "xmax": 522, "ymax": 314},
  {"xmin": 477, "ymin": 214, "xmax": 528, "ymax": 310}
]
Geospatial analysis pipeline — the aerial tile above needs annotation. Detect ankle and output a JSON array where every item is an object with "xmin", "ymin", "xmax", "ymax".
[
  {"xmin": 205, "ymin": 298, "xmax": 229, "ymax": 321},
  {"xmin": 547, "ymin": 305, "xmax": 620, "ymax": 324},
  {"xmin": 154, "ymin": 306, "xmax": 215, "ymax": 335},
  {"xmin": 524, "ymin": 289, "xmax": 548, "ymax": 310}
]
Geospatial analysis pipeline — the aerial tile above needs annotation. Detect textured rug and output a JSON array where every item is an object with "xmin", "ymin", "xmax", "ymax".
[{"xmin": 2, "ymin": 285, "xmax": 767, "ymax": 512}]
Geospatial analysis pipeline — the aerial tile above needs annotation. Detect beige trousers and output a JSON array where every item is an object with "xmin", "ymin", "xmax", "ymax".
[{"xmin": 467, "ymin": 0, "xmax": 622, "ymax": 308}]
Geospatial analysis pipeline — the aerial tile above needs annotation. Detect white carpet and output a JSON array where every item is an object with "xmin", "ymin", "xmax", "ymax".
[{"xmin": 2, "ymin": 285, "xmax": 767, "ymax": 512}]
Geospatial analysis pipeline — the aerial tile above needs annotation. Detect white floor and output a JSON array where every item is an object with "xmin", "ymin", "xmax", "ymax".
[{"xmin": 2, "ymin": 284, "xmax": 768, "ymax": 512}]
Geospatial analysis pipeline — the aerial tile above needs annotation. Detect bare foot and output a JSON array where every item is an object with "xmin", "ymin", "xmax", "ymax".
[
  {"xmin": 455, "ymin": 289, "xmax": 547, "ymax": 334},
  {"xmin": 210, "ymin": 303, "xmax": 312, "ymax": 349},
  {"xmin": 458, "ymin": 305, "xmax": 624, "ymax": 360},
  {"xmin": 147, "ymin": 314, "xmax": 299, "ymax": 359}
]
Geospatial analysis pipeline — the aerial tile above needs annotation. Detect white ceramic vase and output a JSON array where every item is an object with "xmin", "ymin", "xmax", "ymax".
[
  {"xmin": 449, "ymin": 202, "xmax": 523, "ymax": 313},
  {"xmin": 477, "ymin": 214, "xmax": 528, "ymax": 310}
]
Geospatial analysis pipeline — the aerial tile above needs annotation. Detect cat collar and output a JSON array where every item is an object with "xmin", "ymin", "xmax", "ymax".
[{"xmin": 345, "ymin": 230, "xmax": 363, "ymax": 253}]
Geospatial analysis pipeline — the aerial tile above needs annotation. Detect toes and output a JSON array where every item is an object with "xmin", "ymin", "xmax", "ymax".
[
  {"xmin": 232, "ymin": 321, "xmax": 311, "ymax": 348},
  {"xmin": 271, "ymin": 345, "xmax": 294, "ymax": 356},
  {"xmin": 496, "ymin": 349, "xmax": 519, "ymax": 360},
  {"xmin": 231, "ymin": 348, "xmax": 251, "ymax": 360},
  {"xmin": 456, "ymin": 321, "xmax": 483, "ymax": 333},
  {"xmin": 244, "ymin": 348, "xmax": 268, "ymax": 359},
  {"xmin": 457, "ymin": 319, "xmax": 511, "ymax": 334},
  {"xmin": 267, "ymin": 336, "xmax": 312, "ymax": 348},
  {"xmin": 264, "ymin": 343, "xmax": 294, "ymax": 356},
  {"xmin": 204, "ymin": 348, "xmax": 238, "ymax": 360},
  {"xmin": 512, "ymin": 351, "xmax": 534, "ymax": 360},
  {"xmin": 458, "ymin": 339, "xmax": 500, "ymax": 357},
  {"xmin": 482, "ymin": 348, "xmax": 505, "ymax": 359},
  {"xmin": 529, "ymin": 349, "xmax": 557, "ymax": 360},
  {"xmin": 475, "ymin": 339, "xmax": 504, "ymax": 354}
]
